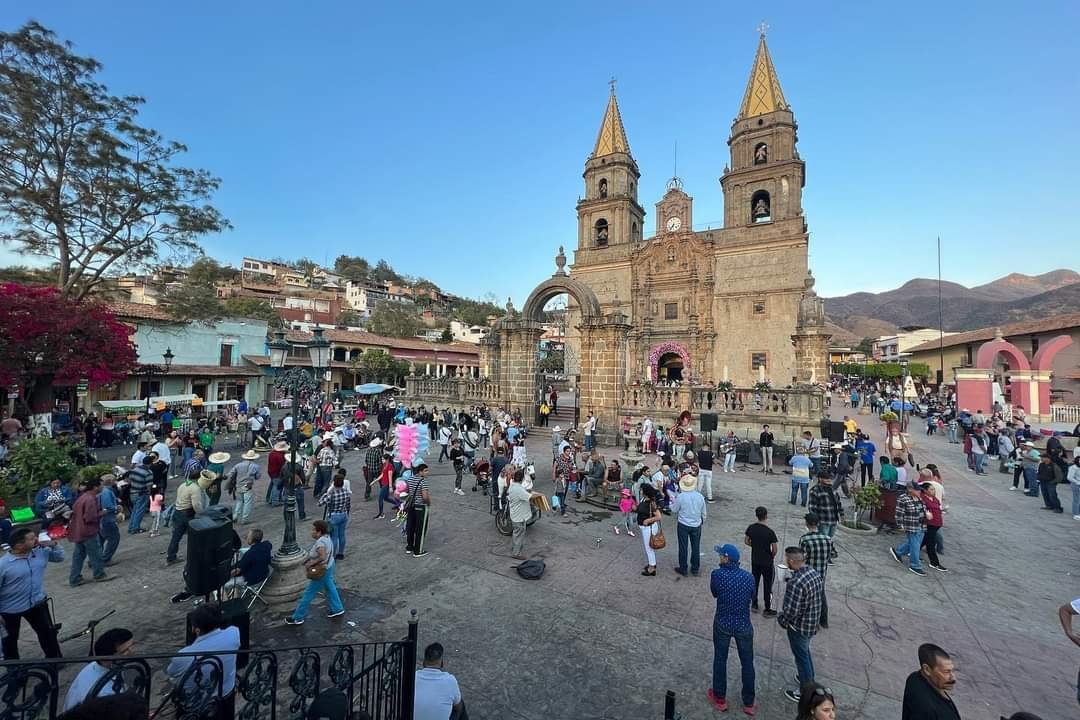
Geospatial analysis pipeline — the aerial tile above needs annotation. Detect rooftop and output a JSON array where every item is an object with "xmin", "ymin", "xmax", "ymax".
[
  {"xmin": 906, "ymin": 312, "xmax": 1080, "ymax": 353},
  {"xmin": 107, "ymin": 301, "xmax": 177, "ymax": 322}
]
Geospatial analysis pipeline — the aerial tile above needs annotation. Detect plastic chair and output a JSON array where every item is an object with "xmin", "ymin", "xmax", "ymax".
[{"xmin": 240, "ymin": 566, "xmax": 272, "ymax": 610}]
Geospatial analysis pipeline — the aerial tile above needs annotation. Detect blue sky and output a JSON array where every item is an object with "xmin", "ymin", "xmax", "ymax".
[{"xmin": 2, "ymin": 1, "xmax": 1078, "ymax": 302}]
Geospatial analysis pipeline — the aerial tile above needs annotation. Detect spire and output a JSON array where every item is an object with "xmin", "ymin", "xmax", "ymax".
[
  {"xmin": 737, "ymin": 29, "xmax": 788, "ymax": 120},
  {"xmin": 592, "ymin": 79, "xmax": 631, "ymax": 157}
]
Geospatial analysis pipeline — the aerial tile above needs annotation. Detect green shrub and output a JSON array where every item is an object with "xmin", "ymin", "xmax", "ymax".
[
  {"xmin": 79, "ymin": 463, "xmax": 115, "ymax": 483},
  {"xmin": 1, "ymin": 436, "xmax": 78, "ymax": 506}
]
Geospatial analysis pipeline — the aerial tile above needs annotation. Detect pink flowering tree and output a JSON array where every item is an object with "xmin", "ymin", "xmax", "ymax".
[{"xmin": 0, "ymin": 283, "xmax": 137, "ymax": 416}]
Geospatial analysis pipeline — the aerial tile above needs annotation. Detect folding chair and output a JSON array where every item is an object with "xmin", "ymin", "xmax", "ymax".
[{"xmin": 241, "ymin": 566, "xmax": 272, "ymax": 610}]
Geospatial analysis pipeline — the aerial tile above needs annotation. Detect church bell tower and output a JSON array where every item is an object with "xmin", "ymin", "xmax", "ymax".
[
  {"xmin": 576, "ymin": 83, "xmax": 646, "ymax": 255},
  {"xmin": 721, "ymin": 30, "xmax": 805, "ymax": 229}
]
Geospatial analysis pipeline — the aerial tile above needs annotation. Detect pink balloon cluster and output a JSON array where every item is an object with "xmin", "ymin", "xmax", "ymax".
[{"xmin": 395, "ymin": 423, "xmax": 420, "ymax": 467}]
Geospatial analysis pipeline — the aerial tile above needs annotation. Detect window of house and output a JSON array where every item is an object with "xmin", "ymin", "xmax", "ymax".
[
  {"xmin": 753, "ymin": 301, "xmax": 766, "ymax": 315},
  {"xmin": 664, "ymin": 302, "xmax": 678, "ymax": 320},
  {"xmin": 751, "ymin": 352, "xmax": 768, "ymax": 371},
  {"xmin": 333, "ymin": 347, "xmax": 347, "ymax": 362},
  {"xmin": 219, "ymin": 344, "xmax": 234, "ymax": 367},
  {"xmin": 216, "ymin": 381, "xmax": 245, "ymax": 402}
]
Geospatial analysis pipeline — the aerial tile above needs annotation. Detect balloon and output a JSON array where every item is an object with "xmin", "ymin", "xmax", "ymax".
[{"xmin": 395, "ymin": 479, "xmax": 407, "ymax": 494}]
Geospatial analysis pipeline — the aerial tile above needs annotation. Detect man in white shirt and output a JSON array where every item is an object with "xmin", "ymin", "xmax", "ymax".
[
  {"xmin": 247, "ymin": 413, "xmax": 263, "ymax": 447},
  {"xmin": 151, "ymin": 436, "xmax": 172, "ymax": 467},
  {"xmin": 63, "ymin": 628, "xmax": 135, "ymax": 711},
  {"xmin": 282, "ymin": 413, "xmax": 294, "ymax": 432},
  {"xmin": 414, "ymin": 642, "xmax": 466, "ymax": 720},
  {"xmin": 166, "ymin": 605, "xmax": 241, "ymax": 702},
  {"xmin": 130, "ymin": 442, "xmax": 148, "ymax": 468},
  {"xmin": 583, "ymin": 413, "xmax": 596, "ymax": 451}
]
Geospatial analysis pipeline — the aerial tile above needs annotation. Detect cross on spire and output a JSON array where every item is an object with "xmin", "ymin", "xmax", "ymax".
[
  {"xmin": 609, "ymin": 76, "xmax": 617, "ymax": 95},
  {"xmin": 757, "ymin": 20, "xmax": 769, "ymax": 37}
]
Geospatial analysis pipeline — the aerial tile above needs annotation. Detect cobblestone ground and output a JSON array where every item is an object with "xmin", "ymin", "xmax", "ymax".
[{"xmin": 23, "ymin": 408, "xmax": 1080, "ymax": 719}]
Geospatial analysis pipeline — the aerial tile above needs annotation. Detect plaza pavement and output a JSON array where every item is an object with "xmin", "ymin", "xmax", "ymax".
[{"xmin": 20, "ymin": 410, "xmax": 1080, "ymax": 719}]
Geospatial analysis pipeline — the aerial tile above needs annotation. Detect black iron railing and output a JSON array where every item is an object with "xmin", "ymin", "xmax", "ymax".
[{"xmin": 0, "ymin": 613, "xmax": 418, "ymax": 720}]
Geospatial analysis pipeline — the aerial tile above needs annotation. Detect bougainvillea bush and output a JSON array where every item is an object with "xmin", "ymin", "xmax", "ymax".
[{"xmin": 0, "ymin": 283, "xmax": 137, "ymax": 411}]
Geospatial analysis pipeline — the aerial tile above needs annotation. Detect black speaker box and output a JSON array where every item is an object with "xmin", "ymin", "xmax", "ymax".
[
  {"xmin": 699, "ymin": 413, "xmax": 718, "ymax": 433},
  {"xmin": 185, "ymin": 509, "xmax": 235, "ymax": 596},
  {"xmin": 827, "ymin": 421, "xmax": 846, "ymax": 443},
  {"xmin": 186, "ymin": 598, "xmax": 250, "ymax": 669}
]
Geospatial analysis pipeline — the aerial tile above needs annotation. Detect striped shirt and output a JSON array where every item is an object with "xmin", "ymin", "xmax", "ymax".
[{"xmin": 405, "ymin": 474, "xmax": 429, "ymax": 506}]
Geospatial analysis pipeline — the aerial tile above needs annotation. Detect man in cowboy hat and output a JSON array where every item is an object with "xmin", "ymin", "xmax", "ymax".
[
  {"xmin": 670, "ymin": 470, "xmax": 707, "ymax": 576},
  {"xmin": 166, "ymin": 469, "xmax": 210, "ymax": 564},
  {"xmin": 206, "ymin": 452, "xmax": 231, "ymax": 506},
  {"xmin": 267, "ymin": 440, "xmax": 289, "ymax": 505},
  {"xmin": 226, "ymin": 449, "xmax": 261, "ymax": 524}
]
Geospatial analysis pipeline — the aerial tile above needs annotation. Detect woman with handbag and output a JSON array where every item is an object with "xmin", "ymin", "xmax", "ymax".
[
  {"xmin": 285, "ymin": 520, "xmax": 345, "ymax": 625},
  {"xmin": 637, "ymin": 484, "xmax": 664, "ymax": 576}
]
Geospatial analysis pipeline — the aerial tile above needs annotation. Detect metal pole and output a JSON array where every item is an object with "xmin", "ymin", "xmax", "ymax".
[
  {"xmin": 937, "ymin": 236, "xmax": 944, "ymax": 391},
  {"xmin": 664, "ymin": 690, "xmax": 676, "ymax": 720},
  {"xmin": 280, "ymin": 383, "xmax": 301, "ymax": 555}
]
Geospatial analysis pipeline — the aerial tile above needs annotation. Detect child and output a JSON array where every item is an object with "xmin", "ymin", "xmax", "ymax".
[
  {"xmin": 615, "ymin": 487, "xmax": 636, "ymax": 537},
  {"xmin": 148, "ymin": 487, "xmax": 165, "ymax": 536}
]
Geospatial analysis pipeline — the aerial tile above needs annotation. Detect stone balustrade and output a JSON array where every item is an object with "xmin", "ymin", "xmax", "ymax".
[
  {"xmin": 621, "ymin": 384, "xmax": 825, "ymax": 433},
  {"xmin": 404, "ymin": 375, "xmax": 501, "ymax": 406}
]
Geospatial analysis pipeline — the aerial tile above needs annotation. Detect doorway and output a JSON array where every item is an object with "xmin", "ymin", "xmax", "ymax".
[{"xmin": 658, "ymin": 352, "xmax": 684, "ymax": 382}]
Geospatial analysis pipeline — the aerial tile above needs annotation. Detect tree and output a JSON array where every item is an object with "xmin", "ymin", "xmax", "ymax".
[
  {"xmin": 166, "ymin": 283, "xmax": 224, "ymax": 324},
  {"xmin": 186, "ymin": 257, "xmax": 236, "ymax": 287},
  {"xmin": 293, "ymin": 258, "xmax": 319, "ymax": 279},
  {"xmin": 538, "ymin": 349, "xmax": 565, "ymax": 374},
  {"xmin": 439, "ymin": 327, "xmax": 453, "ymax": 343},
  {"xmin": 0, "ymin": 23, "xmax": 229, "ymax": 301},
  {"xmin": 450, "ymin": 296, "xmax": 503, "ymax": 326},
  {"xmin": 221, "ymin": 296, "xmax": 280, "ymax": 326},
  {"xmin": 368, "ymin": 302, "xmax": 421, "ymax": 338},
  {"xmin": 0, "ymin": 264, "xmax": 57, "ymax": 285},
  {"xmin": 350, "ymin": 349, "xmax": 409, "ymax": 384},
  {"xmin": 0, "ymin": 436, "xmax": 77, "ymax": 505},
  {"xmin": 335, "ymin": 309, "xmax": 364, "ymax": 327},
  {"xmin": 856, "ymin": 337, "xmax": 874, "ymax": 354},
  {"xmin": 0, "ymin": 283, "xmax": 137, "ymax": 416},
  {"xmin": 370, "ymin": 259, "xmax": 402, "ymax": 285},
  {"xmin": 333, "ymin": 255, "xmax": 370, "ymax": 283}
]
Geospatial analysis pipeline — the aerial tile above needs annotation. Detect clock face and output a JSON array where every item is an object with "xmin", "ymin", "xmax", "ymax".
[{"xmin": 666, "ymin": 216, "xmax": 682, "ymax": 232}]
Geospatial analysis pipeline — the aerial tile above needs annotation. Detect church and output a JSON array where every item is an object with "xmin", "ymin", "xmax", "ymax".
[{"xmin": 564, "ymin": 32, "xmax": 828, "ymax": 389}]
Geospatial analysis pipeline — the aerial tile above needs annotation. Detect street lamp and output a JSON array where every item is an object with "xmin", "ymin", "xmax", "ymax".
[
  {"xmin": 141, "ymin": 347, "xmax": 175, "ymax": 416},
  {"xmin": 263, "ymin": 328, "xmax": 322, "ymax": 604}
]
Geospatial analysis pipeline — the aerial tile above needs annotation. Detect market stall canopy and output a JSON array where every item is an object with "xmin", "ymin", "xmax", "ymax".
[
  {"xmin": 355, "ymin": 383, "xmax": 400, "ymax": 395},
  {"xmin": 199, "ymin": 400, "xmax": 240, "ymax": 408},
  {"xmin": 97, "ymin": 394, "xmax": 196, "ymax": 411}
]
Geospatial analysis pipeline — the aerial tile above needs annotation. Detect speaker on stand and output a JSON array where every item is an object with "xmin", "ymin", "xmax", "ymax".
[
  {"xmin": 185, "ymin": 506, "xmax": 236, "ymax": 599},
  {"xmin": 700, "ymin": 413, "xmax": 717, "ymax": 453}
]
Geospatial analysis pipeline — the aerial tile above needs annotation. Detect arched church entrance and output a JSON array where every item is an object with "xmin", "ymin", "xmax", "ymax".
[{"xmin": 657, "ymin": 353, "xmax": 684, "ymax": 382}]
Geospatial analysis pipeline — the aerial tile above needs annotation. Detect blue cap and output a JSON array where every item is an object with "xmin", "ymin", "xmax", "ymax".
[{"xmin": 715, "ymin": 543, "xmax": 740, "ymax": 564}]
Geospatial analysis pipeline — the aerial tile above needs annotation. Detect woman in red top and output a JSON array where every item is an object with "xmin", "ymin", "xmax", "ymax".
[
  {"xmin": 920, "ymin": 482, "xmax": 946, "ymax": 572},
  {"xmin": 267, "ymin": 441, "xmax": 288, "ymax": 506},
  {"xmin": 374, "ymin": 453, "xmax": 396, "ymax": 519}
]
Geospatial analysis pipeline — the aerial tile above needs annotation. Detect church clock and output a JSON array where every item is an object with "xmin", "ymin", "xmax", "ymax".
[{"xmin": 666, "ymin": 216, "xmax": 682, "ymax": 232}]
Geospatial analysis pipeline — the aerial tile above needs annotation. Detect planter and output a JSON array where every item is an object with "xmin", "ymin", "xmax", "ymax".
[{"xmin": 839, "ymin": 519, "xmax": 876, "ymax": 534}]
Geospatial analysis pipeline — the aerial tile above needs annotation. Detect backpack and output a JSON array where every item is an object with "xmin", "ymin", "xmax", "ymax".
[{"xmin": 515, "ymin": 559, "xmax": 545, "ymax": 580}]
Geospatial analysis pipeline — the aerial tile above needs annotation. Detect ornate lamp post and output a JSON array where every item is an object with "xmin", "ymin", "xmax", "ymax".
[
  {"xmin": 140, "ymin": 347, "xmax": 175, "ymax": 416},
  {"xmin": 261, "ymin": 328, "xmax": 327, "ymax": 605}
]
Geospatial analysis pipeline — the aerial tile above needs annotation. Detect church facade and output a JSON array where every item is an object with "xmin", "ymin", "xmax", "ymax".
[{"xmin": 565, "ymin": 33, "xmax": 825, "ymax": 389}]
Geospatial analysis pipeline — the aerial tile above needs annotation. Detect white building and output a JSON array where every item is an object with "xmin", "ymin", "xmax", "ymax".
[
  {"xmin": 344, "ymin": 280, "xmax": 370, "ymax": 315},
  {"xmin": 874, "ymin": 327, "xmax": 956, "ymax": 362},
  {"xmin": 449, "ymin": 319, "xmax": 489, "ymax": 344}
]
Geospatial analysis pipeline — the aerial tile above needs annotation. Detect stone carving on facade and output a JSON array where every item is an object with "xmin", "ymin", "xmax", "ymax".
[{"xmin": 796, "ymin": 271, "xmax": 825, "ymax": 330}]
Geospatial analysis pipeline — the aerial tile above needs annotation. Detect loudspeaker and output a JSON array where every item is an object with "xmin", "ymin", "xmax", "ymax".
[
  {"xmin": 185, "ymin": 508, "xmax": 235, "ymax": 596},
  {"xmin": 827, "ymin": 421, "xmax": 846, "ymax": 443},
  {"xmin": 700, "ymin": 413, "xmax": 718, "ymax": 433},
  {"xmin": 186, "ymin": 598, "xmax": 250, "ymax": 669}
]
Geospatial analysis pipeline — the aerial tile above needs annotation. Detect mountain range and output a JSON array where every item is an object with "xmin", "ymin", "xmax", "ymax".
[{"xmin": 823, "ymin": 269, "xmax": 1080, "ymax": 340}]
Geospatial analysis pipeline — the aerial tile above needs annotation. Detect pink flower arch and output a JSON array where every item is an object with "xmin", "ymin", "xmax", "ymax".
[{"xmin": 649, "ymin": 342, "xmax": 691, "ymax": 382}]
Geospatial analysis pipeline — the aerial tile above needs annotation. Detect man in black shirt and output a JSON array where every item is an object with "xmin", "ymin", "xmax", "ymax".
[
  {"xmin": 901, "ymin": 643, "xmax": 961, "ymax": 720},
  {"xmin": 697, "ymin": 443, "xmax": 715, "ymax": 503},
  {"xmin": 743, "ymin": 506, "xmax": 778, "ymax": 616},
  {"xmin": 759, "ymin": 425, "xmax": 775, "ymax": 474}
]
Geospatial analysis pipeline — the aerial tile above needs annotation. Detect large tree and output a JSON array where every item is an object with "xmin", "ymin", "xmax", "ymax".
[
  {"xmin": 0, "ymin": 283, "xmax": 137, "ymax": 415},
  {"xmin": 350, "ymin": 349, "xmax": 409, "ymax": 384},
  {"xmin": 368, "ymin": 302, "xmax": 422, "ymax": 338},
  {"xmin": 0, "ymin": 22, "xmax": 229, "ymax": 301}
]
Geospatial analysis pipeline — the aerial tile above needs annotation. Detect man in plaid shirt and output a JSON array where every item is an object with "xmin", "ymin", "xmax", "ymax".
[
  {"xmin": 777, "ymin": 546, "xmax": 823, "ymax": 704},
  {"xmin": 363, "ymin": 439, "xmax": 385, "ymax": 502},
  {"xmin": 890, "ymin": 483, "xmax": 928, "ymax": 576},
  {"xmin": 807, "ymin": 471, "xmax": 843, "ymax": 559},
  {"xmin": 800, "ymin": 513, "xmax": 833, "ymax": 629},
  {"xmin": 318, "ymin": 476, "xmax": 352, "ymax": 560}
]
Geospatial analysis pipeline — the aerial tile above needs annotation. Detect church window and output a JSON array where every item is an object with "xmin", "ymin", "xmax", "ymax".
[
  {"xmin": 598, "ymin": 179, "xmax": 608, "ymax": 199},
  {"xmin": 753, "ymin": 300, "xmax": 766, "ymax": 315},
  {"xmin": 754, "ymin": 142, "xmax": 768, "ymax": 165},
  {"xmin": 751, "ymin": 352, "xmax": 768, "ymax": 371},
  {"xmin": 664, "ymin": 303, "xmax": 678, "ymax": 320},
  {"xmin": 594, "ymin": 219, "xmax": 609, "ymax": 247},
  {"xmin": 751, "ymin": 190, "xmax": 771, "ymax": 223},
  {"xmin": 631, "ymin": 222, "xmax": 638, "ymax": 241}
]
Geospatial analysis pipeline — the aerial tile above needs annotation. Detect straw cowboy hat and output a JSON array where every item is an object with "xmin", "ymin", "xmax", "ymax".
[
  {"xmin": 273, "ymin": 441, "xmax": 289, "ymax": 452},
  {"xmin": 553, "ymin": 426, "xmax": 562, "ymax": 433},
  {"xmin": 369, "ymin": 438, "xmax": 383, "ymax": 448},
  {"xmin": 241, "ymin": 449, "xmax": 259, "ymax": 460},
  {"xmin": 198, "ymin": 469, "xmax": 218, "ymax": 489},
  {"xmin": 678, "ymin": 473, "xmax": 699, "ymax": 492},
  {"xmin": 208, "ymin": 451, "xmax": 231, "ymax": 464}
]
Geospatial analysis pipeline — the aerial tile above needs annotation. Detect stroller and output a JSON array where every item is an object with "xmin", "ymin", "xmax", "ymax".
[{"xmin": 472, "ymin": 459, "xmax": 491, "ymax": 495}]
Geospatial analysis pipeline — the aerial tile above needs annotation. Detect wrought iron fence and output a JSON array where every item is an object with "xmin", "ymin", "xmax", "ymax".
[{"xmin": 0, "ymin": 614, "xmax": 417, "ymax": 720}]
